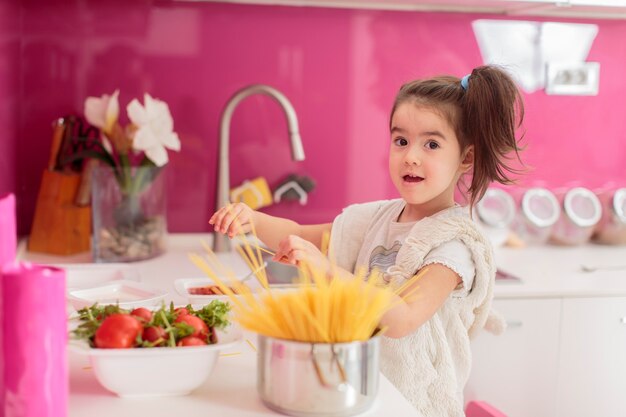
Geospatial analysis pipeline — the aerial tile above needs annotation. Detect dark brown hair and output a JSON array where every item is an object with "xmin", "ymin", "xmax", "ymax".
[{"xmin": 389, "ymin": 65, "xmax": 525, "ymax": 209}]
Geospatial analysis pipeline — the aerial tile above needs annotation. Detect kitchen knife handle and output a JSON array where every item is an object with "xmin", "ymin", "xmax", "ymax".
[
  {"xmin": 47, "ymin": 118, "xmax": 65, "ymax": 171},
  {"xmin": 74, "ymin": 159, "xmax": 99, "ymax": 207}
]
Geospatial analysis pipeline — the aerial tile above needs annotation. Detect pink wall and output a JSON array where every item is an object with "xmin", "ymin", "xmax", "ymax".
[
  {"xmin": 0, "ymin": 1, "xmax": 19, "ymax": 198},
  {"xmin": 4, "ymin": 1, "xmax": 626, "ymax": 235}
]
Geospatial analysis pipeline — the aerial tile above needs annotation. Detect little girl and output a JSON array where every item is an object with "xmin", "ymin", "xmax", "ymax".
[{"xmin": 210, "ymin": 65, "xmax": 524, "ymax": 417}]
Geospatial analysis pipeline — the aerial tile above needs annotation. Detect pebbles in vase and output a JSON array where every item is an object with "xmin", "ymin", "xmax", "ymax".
[{"xmin": 96, "ymin": 216, "xmax": 166, "ymax": 262}]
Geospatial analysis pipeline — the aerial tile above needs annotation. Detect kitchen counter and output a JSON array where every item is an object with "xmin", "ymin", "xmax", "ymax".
[
  {"xmin": 19, "ymin": 234, "xmax": 626, "ymax": 417},
  {"xmin": 68, "ymin": 331, "xmax": 418, "ymax": 417},
  {"xmin": 18, "ymin": 234, "xmax": 421, "ymax": 417},
  {"xmin": 494, "ymin": 244, "xmax": 626, "ymax": 299},
  {"xmin": 20, "ymin": 234, "xmax": 626, "ymax": 301}
]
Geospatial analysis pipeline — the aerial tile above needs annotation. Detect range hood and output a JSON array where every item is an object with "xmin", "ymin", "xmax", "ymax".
[{"xmin": 177, "ymin": 0, "xmax": 626, "ymax": 19}]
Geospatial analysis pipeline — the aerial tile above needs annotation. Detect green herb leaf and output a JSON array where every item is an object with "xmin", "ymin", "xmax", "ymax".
[{"xmin": 189, "ymin": 300, "xmax": 231, "ymax": 330}]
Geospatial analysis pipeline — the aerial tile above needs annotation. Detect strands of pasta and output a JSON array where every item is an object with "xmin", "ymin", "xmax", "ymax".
[
  {"xmin": 190, "ymin": 215, "xmax": 427, "ymax": 343},
  {"xmin": 236, "ymin": 262, "xmax": 426, "ymax": 343},
  {"xmin": 236, "ymin": 219, "xmax": 269, "ymax": 289}
]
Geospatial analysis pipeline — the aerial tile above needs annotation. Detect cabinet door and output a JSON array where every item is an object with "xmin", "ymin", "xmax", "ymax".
[
  {"xmin": 465, "ymin": 298, "xmax": 561, "ymax": 417},
  {"xmin": 557, "ymin": 297, "xmax": 626, "ymax": 417}
]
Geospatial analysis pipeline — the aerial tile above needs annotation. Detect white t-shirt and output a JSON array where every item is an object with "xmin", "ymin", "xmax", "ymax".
[{"xmin": 355, "ymin": 202, "xmax": 475, "ymax": 295}]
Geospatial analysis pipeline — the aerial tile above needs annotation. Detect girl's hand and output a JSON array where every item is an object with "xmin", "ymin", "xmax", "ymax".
[
  {"xmin": 273, "ymin": 235, "xmax": 331, "ymax": 273},
  {"xmin": 209, "ymin": 203, "xmax": 255, "ymax": 238}
]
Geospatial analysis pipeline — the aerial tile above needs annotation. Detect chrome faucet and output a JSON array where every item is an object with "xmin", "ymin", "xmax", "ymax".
[{"xmin": 213, "ymin": 84, "xmax": 305, "ymax": 252}]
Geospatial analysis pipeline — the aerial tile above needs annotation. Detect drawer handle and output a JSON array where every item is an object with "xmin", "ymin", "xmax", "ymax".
[
  {"xmin": 506, "ymin": 320, "xmax": 523, "ymax": 328},
  {"xmin": 621, "ymin": 317, "xmax": 626, "ymax": 325}
]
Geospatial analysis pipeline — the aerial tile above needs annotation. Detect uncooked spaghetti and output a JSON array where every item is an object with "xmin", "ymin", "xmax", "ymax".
[{"xmin": 190, "ymin": 213, "xmax": 426, "ymax": 343}]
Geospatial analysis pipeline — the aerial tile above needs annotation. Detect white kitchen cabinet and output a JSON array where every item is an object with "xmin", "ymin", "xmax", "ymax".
[
  {"xmin": 464, "ymin": 298, "xmax": 561, "ymax": 417},
  {"xmin": 556, "ymin": 297, "xmax": 626, "ymax": 417}
]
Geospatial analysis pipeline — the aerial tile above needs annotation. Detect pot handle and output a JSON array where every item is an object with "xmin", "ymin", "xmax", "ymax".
[{"xmin": 310, "ymin": 345, "xmax": 348, "ymax": 390}]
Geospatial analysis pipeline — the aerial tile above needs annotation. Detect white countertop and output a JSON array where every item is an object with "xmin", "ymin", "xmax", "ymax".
[
  {"xmin": 68, "ymin": 331, "xmax": 418, "ymax": 417},
  {"xmin": 494, "ymin": 244, "xmax": 626, "ymax": 299},
  {"xmin": 20, "ymin": 233, "xmax": 626, "ymax": 302},
  {"xmin": 19, "ymin": 234, "xmax": 626, "ymax": 417},
  {"xmin": 18, "ymin": 235, "xmax": 421, "ymax": 417}
]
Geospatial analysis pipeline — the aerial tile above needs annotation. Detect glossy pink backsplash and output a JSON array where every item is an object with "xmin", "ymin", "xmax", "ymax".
[
  {"xmin": 2, "ymin": 1, "xmax": 626, "ymax": 235},
  {"xmin": 0, "ymin": 1, "xmax": 19, "ymax": 205}
]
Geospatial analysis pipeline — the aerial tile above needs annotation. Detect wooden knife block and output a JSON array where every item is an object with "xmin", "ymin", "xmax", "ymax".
[{"xmin": 28, "ymin": 170, "xmax": 91, "ymax": 255}]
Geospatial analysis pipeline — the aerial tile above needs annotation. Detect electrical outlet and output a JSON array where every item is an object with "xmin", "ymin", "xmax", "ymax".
[{"xmin": 545, "ymin": 62, "xmax": 600, "ymax": 95}]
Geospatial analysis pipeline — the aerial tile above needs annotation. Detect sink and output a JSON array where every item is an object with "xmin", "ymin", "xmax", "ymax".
[
  {"xmin": 495, "ymin": 269, "xmax": 522, "ymax": 283},
  {"xmin": 262, "ymin": 254, "xmax": 299, "ymax": 285},
  {"xmin": 260, "ymin": 257, "xmax": 521, "ymax": 286}
]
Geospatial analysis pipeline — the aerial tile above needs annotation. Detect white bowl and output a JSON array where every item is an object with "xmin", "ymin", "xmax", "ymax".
[
  {"xmin": 70, "ymin": 326, "xmax": 242, "ymax": 397},
  {"xmin": 68, "ymin": 280, "xmax": 167, "ymax": 311}
]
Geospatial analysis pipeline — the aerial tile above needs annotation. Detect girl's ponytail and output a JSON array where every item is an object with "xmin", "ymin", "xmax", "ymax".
[{"xmin": 461, "ymin": 65, "xmax": 525, "ymax": 208}]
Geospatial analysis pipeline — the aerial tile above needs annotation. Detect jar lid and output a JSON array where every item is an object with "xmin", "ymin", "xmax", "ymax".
[
  {"xmin": 521, "ymin": 187, "xmax": 560, "ymax": 228},
  {"xmin": 612, "ymin": 188, "xmax": 626, "ymax": 223},
  {"xmin": 563, "ymin": 187, "xmax": 602, "ymax": 227},
  {"xmin": 476, "ymin": 188, "xmax": 516, "ymax": 228}
]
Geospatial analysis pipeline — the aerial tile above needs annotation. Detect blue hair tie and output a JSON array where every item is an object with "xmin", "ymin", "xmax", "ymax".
[{"xmin": 461, "ymin": 74, "xmax": 470, "ymax": 91}]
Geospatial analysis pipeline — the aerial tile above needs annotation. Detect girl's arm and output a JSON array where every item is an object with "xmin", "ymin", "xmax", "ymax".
[
  {"xmin": 380, "ymin": 263, "xmax": 462, "ymax": 338},
  {"xmin": 254, "ymin": 211, "xmax": 332, "ymax": 251},
  {"xmin": 209, "ymin": 202, "xmax": 332, "ymax": 251},
  {"xmin": 271, "ymin": 236, "xmax": 463, "ymax": 338}
]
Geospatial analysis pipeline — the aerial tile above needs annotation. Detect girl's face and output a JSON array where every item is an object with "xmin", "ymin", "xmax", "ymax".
[{"xmin": 389, "ymin": 102, "xmax": 472, "ymax": 221}]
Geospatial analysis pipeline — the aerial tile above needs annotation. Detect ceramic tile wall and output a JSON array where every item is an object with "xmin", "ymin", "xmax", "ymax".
[{"xmin": 3, "ymin": 1, "xmax": 626, "ymax": 233}]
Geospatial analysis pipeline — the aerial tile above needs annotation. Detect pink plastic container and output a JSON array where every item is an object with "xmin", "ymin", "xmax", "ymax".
[
  {"xmin": 0, "ymin": 263, "xmax": 67, "ymax": 417},
  {"xmin": 0, "ymin": 193, "xmax": 16, "ymax": 266}
]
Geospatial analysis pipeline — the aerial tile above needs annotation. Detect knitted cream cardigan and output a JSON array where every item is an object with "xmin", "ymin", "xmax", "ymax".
[{"xmin": 329, "ymin": 200, "xmax": 502, "ymax": 417}]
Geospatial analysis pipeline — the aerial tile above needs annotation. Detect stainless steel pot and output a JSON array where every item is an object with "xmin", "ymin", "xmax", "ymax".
[{"xmin": 257, "ymin": 335, "xmax": 380, "ymax": 417}]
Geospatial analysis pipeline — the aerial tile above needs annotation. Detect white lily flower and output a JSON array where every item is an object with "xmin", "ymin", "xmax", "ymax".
[
  {"xmin": 84, "ymin": 90, "xmax": 119, "ymax": 136},
  {"xmin": 127, "ymin": 93, "xmax": 180, "ymax": 167}
]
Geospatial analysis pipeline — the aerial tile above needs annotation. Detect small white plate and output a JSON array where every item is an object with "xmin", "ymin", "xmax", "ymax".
[
  {"xmin": 60, "ymin": 263, "xmax": 141, "ymax": 290},
  {"xmin": 174, "ymin": 278, "xmax": 247, "ymax": 303},
  {"xmin": 68, "ymin": 280, "xmax": 167, "ymax": 311},
  {"xmin": 175, "ymin": 277, "xmax": 304, "ymax": 304}
]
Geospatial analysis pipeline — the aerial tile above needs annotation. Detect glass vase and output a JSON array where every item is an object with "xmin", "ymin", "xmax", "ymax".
[{"xmin": 91, "ymin": 165, "xmax": 167, "ymax": 263}]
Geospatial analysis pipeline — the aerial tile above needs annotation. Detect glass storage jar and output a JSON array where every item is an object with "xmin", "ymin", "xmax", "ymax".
[
  {"xmin": 592, "ymin": 187, "xmax": 626, "ymax": 245},
  {"xmin": 511, "ymin": 187, "xmax": 560, "ymax": 245},
  {"xmin": 550, "ymin": 187, "xmax": 602, "ymax": 245},
  {"xmin": 476, "ymin": 188, "xmax": 516, "ymax": 247}
]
